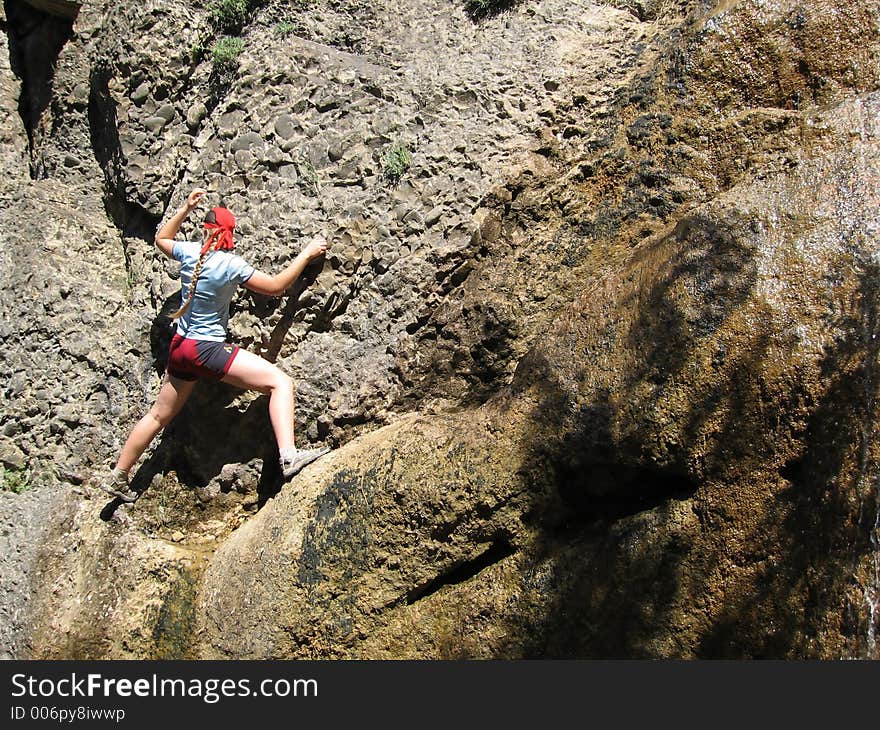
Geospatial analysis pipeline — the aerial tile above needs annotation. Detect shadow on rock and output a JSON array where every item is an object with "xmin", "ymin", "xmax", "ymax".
[
  {"xmin": 492, "ymin": 204, "xmax": 830, "ymax": 656},
  {"xmin": 102, "ymin": 294, "xmax": 298, "ymax": 509},
  {"xmin": 696, "ymin": 253, "xmax": 880, "ymax": 658},
  {"xmin": 487, "ymin": 193, "xmax": 880, "ymax": 657}
]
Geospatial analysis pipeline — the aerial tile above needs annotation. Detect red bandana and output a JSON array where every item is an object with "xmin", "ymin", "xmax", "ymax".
[{"xmin": 201, "ymin": 207, "xmax": 236, "ymax": 255}]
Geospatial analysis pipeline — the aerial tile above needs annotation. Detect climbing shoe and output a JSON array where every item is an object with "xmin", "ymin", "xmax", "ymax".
[
  {"xmin": 99, "ymin": 468, "xmax": 138, "ymax": 503},
  {"xmin": 280, "ymin": 446, "xmax": 331, "ymax": 480}
]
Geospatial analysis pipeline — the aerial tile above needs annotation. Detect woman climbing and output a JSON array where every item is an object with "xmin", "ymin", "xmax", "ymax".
[{"xmin": 101, "ymin": 188, "xmax": 330, "ymax": 503}]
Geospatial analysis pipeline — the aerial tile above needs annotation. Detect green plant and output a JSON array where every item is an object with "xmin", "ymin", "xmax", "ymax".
[
  {"xmin": 1, "ymin": 465, "xmax": 31, "ymax": 494},
  {"xmin": 274, "ymin": 20, "xmax": 298, "ymax": 36},
  {"xmin": 383, "ymin": 141, "xmax": 412, "ymax": 182},
  {"xmin": 209, "ymin": 0, "xmax": 249, "ymax": 34},
  {"xmin": 191, "ymin": 42, "xmax": 206, "ymax": 62},
  {"xmin": 211, "ymin": 36, "xmax": 245, "ymax": 69},
  {"xmin": 464, "ymin": 0, "xmax": 521, "ymax": 19}
]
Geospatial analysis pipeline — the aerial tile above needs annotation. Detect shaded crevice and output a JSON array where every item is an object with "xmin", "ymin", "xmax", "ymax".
[
  {"xmin": 552, "ymin": 462, "xmax": 697, "ymax": 525},
  {"xmin": 615, "ymin": 0, "xmax": 665, "ymax": 23},
  {"xmin": 304, "ymin": 273, "xmax": 355, "ymax": 336},
  {"xmin": 87, "ymin": 60, "xmax": 159, "ymax": 239},
  {"xmin": 245, "ymin": 259, "xmax": 327, "ymax": 364},
  {"xmin": 3, "ymin": 0, "xmax": 76, "ymax": 178},
  {"xmin": 406, "ymin": 539, "xmax": 515, "ymax": 604}
]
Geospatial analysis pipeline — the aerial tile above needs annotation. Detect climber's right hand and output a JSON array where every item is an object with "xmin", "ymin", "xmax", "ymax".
[{"xmin": 303, "ymin": 234, "xmax": 328, "ymax": 261}]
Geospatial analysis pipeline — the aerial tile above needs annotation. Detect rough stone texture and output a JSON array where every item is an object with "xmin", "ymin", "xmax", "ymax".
[
  {"xmin": 24, "ymin": 468, "xmax": 258, "ymax": 659},
  {"xmin": 2, "ymin": 0, "xmax": 880, "ymax": 658},
  {"xmin": 0, "ymin": 6, "xmax": 27, "ymax": 178},
  {"xmin": 199, "ymin": 86, "xmax": 880, "ymax": 660},
  {"xmin": 0, "ymin": 483, "xmax": 57, "ymax": 659}
]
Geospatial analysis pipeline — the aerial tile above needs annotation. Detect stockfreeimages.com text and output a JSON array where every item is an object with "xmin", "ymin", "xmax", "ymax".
[{"xmin": 10, "ymin": 673, "xmax": 317, "ymax": 704}]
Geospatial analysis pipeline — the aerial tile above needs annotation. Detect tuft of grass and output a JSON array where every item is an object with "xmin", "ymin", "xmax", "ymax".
[
  {"xmin": 272, "ymin": 0, "xmax": 321, "ymax": 35},
  {"xmin": 209, "ymin": 0, "xmax": 249, "ymax": 34},
  {"xmin": 464, "ymin": 0, "xmax": 522, "ymax": 20},
  {"xmin": 211, "ymin": 36, "xmax": 245, "ymax": 69},
  {"xmin": 274, "ymin": 21, "xmax": 298, "ymax": 36},
  {"xmin": 1, "ymin": 465, "xmax": 31, "ymax": 494},
  {"xmin": 383, "ymin": 141, "xmax": 412, "ymax": 183}
]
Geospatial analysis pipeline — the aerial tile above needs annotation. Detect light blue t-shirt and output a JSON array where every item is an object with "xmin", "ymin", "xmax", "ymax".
[{"xmin": 172, "ymin": 241, "xmax": 255, "ymax": 341}]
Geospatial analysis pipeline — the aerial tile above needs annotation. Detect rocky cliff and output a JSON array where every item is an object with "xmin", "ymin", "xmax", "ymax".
[{"xmin": 1, "ymin": 0, "xmax": 879, "ymax": 658}]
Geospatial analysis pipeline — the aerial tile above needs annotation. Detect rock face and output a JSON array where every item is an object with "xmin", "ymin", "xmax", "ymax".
[{"xmin": 2, "ymin": 0, "xmax": 879, "ymax": 658}]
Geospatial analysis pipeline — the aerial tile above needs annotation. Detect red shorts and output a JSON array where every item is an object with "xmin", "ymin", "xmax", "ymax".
[{"xmin": 167, "ymin": 334, "xmax": 240, "ymax": 381}]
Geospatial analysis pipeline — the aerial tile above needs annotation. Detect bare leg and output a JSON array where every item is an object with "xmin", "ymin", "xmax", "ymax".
[
  {"xmin": 221, "ymin": 349, "xmax": 295, "ymax": 451},
  {"xmin": 115, "ymin": 374, "xmax": 197, "ymax": 472}
]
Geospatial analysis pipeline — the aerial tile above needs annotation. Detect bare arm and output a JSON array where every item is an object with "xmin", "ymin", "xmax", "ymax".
[
  {"xmin": 244, "ymin": 236, "xmax": 328, "ymax": 297},
  {"xmin": 155, "ymin": 188, "xmax": 206, "ymax": 258}
]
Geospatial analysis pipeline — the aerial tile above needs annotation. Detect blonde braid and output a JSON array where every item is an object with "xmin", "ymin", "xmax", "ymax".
[{"xmin": 170, "ymin": 231, "xmax": 220, "ymax": 320}]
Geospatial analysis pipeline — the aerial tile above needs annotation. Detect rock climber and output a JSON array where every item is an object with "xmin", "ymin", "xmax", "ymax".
[{"xmin": 101, "ymin": 187, "xmax": 330, "ymax": 502}]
